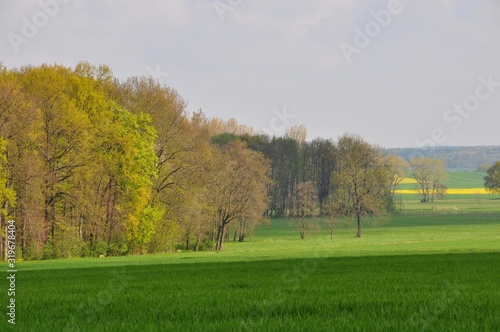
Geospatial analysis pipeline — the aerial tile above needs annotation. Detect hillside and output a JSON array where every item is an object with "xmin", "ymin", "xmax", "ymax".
[{"xmin": 386, "ymin": 146, "xmax": 500, "ymax": 170}]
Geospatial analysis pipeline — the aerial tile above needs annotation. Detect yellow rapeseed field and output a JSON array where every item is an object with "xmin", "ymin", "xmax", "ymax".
[
  {"xmin": 399, "ymin": 177, "xmax": 418, "ymax": 184},
  {"xmin": 395, "ymin": 188, "xmax": 490, "ymax": 195}
]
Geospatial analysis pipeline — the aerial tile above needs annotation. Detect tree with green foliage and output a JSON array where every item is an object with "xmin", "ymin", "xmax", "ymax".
[
  {"xmin": 115, "ymin": 77, "xmax": 216, "ymax": 253},
  {"xmin": 3, "ymin": 61, "xmax": 459, "ymax": 260},
  {"xmin": 209, "ymin": 141, "xmax": 270, "ymax": 251},
  {"xmin": 107, "ymin": 103, "xmax": 159, "ymax": 253},
  {"xmin": 0, "ymin": 138, "xmax": 17, "ymax": 259},
  {"xmin": 484, "ymin": 162, "xmax": 500, "ymax": 194},
  {"xmin": 0, "ymin": 64, "xmax": 169, "ymax": 258},
  {"xmin": 330, "ymin": 134, "xmax": 390, "ymax": 238},
  {"xmin": 18, "ymin": 65, "xmax": 95, "ymax": 249}
]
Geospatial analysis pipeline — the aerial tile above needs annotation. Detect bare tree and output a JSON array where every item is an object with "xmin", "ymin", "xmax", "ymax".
[
  {"xmin": 324, "ymin": 194, "xmax": 343, "ymax": 240},
  {"xmin": 386, "ymin": 155, "xmax": 409, "ymax": 198},
  {"xmin": 410, "ymin": 157, "xmax": 447, "ymax": 202},
  {"xmin": 285, "ymin": 125, "xmax": 307, "ymax": 144}
]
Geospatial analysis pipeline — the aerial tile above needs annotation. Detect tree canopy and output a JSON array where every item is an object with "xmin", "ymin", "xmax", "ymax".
[
  {"xmin": 0, "ymin": 62, "xmax": 448, "ymax": 259},
  {"xmin": 330, "ymin": 134, "xmax": 391, "ymax": 238},
  {"xmin": 410, "ymin": 157, "xmax": 448, "ymax": 203},
  {"xmin": 0, "ymin": 63, "xmax": 272, "ymax": 259},
  {"xmin": 484, "ymin": 162, "xmax": 500, "ymax": 194}
]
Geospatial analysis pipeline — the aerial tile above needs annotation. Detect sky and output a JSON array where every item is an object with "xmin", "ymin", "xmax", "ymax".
[{"xmin": 1, "ymin": 0, "xmax": 499, "ymax": 148}]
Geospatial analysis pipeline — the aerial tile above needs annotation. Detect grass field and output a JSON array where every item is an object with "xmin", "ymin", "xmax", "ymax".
[
  {"xmin": 396, "ymin": 171, "xmax": 489, "ymax": 190},
  {"xmin": 4, "ymin": 253, "xmax": 499, "ymax": 331},
  {"xmin": 1, "ymin": 171, "xmax": 500, "ymax": 331},
  {"xmin": 396, "ymin": 188, "xmax": 489, "ymax": 194}
]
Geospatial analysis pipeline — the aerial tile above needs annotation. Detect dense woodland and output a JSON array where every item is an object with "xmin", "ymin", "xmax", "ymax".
[{"xmin": 0, "ymin": 63, "xmax": 463, "ymax": 260}]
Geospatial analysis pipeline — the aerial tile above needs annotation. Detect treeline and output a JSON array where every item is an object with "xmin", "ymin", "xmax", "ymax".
[
  {"xmin": 213, "ymin": 131, "xmax": 338, "ymax": 216},
  {"xmin": 0, "ymin": 63, "xmax": 273, "ymax": 259},
  {"xmin": 0, "ymin": 63, "xmax": 406, "ymax": 260},
  {"xmin": 224, "ymin": 132, "xmax": 416, "ymax": 238},
  {"xmin": 387, "ymin": 146, "xmax": 500, "ymax": 170}
]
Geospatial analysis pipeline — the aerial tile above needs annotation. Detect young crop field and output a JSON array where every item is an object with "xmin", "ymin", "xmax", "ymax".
[
  {"xmin": 3, "ymin": 252, "xmax": 499, "ymax": 331},
  {"xmin": 2, "ymin": 212, "xmax": 500, "ymax": 331},
  {"xmin": 397, "ymin": 171, "xmax": 491, "ymax": 192},
  {"xmin": 396, "ymin": 188, "xmax": 488, "ymax": 194},
  {"xmin": 1, "ymin": 170, "xmax": 499, "ymax": 331},
  {"xmin": 394, "ymin": 171, "xmax": 500, "ymax": 213}
]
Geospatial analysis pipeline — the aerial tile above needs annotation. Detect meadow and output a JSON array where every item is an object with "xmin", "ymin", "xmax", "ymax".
[{"xmin": 1, "ymin": 171, "xmax": 500, "ymax": 331}]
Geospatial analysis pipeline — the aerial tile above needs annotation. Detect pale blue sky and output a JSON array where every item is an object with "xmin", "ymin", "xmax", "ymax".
[{"xmin": 1, "ymin": 0, "xmax": 499, "ymax": 147}]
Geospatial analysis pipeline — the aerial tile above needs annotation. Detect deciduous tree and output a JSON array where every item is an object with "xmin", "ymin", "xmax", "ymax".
[
  {"xmin": 294, "ymin": 180, "xmax": 317, "ymax": 239},
  {"xmin": 386, "ymin": 155, "xmax": 409, "ymax": 198},
  {"xmin": 209, "ymin": 141, "xmax": 270, "ymax": 251},
  {"xmin": 484, "ymin": 162, "xmax": 500, "ymax": 194},
  {"xmin": 330, "ymin": 134, "xmax": 390, "ymax": 238},
  {"xmin": 410, "ymin": 157, "xmax": 447, "ymax": 202},
  {"xmin": 266, "ymin": 137, "xmax": 299, "ymax": 216},
  {"xmin": 0, "ymin": 138, "xmax": 16, "ymax": 259}
]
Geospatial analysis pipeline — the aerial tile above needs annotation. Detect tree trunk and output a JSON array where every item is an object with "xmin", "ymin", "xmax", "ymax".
[
  {"xmin": 356, "ymin": 212, "xmax": 361, "ymax": 238},
  {"xmin": 106, "ymin": 181, "xmax": 117, "ymax": 255},
  {"xmin": 22, "ymin": 211, "xmax": 28, "ymax": 259},
  {"xmin": 232, "ymin": 227, "xmax": 238, "ymax": 242},
  {"xmin": 238, "ymin": 219, "xmax": 247, "ymax": 242},
  {"xmin": 216, "ymin": 224, "xmax": 225, "ymax": 251},
  {"xmin": 0, "ymin": 200, "xmax": 8, "ymax": 260},
  {"xmin": 44, "ymin": 198, "xmax": 50, "ymax": 245},
  {"xmin": 78, "ymin": 213, "xmax": 83, "ymax": 242},
  {"xmin": 2, "ymin": 223, "xmax": 6, "ymax": 261},
  {"xmin": 218, "ymin": 233, "xmax": 224, "ymax": 251},
  {"xmin": 300, "ymin": 216, "xmax": 305, "ymax": 239},
  {"xmin": 195, "ymin": 237, "xmax": 200, "ymax": 252},
  {"xmin": 215, "ymin": 226, "xmax": 220, "ymax": 251},
  {"xmin": 212, "ymin": 219, "xmax": 217, "ymax": 251},
  {"xmin": 50, "ymin": 202, "xmax": 56, "ymax": 246},
  {"xmin": 0, "ymin": 216, "xmax": 3, "ymax": 261}
]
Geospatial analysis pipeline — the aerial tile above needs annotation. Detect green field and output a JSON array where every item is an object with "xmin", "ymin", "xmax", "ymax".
[
  {"xmin": 397, "ymin": 170, "xmax": 488, "ymax": 190},
  {"xmin": 5, "ymin": 253, "xmax": 499, "ymax": 331},
  {"xmin": 395, "ymin": 171, "xmax": 500, "ymax": 213},
  {"xmin": 445, "ymin": 171, "xmax": 489, "ymax": 188},
  {"xmin": 2, "ymin": 171, "xmax": 500, "ymax": 331}
]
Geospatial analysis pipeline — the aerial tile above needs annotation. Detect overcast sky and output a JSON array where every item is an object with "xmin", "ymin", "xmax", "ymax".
[{"xmin": 1, "ymin": 0, "xmax": 499, "ymax": 148}]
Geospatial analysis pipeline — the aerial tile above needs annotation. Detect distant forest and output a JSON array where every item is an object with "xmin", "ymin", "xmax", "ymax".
[{"xmin": 386, "ymin": 146, "xmax": 500, "ymax": 170}]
